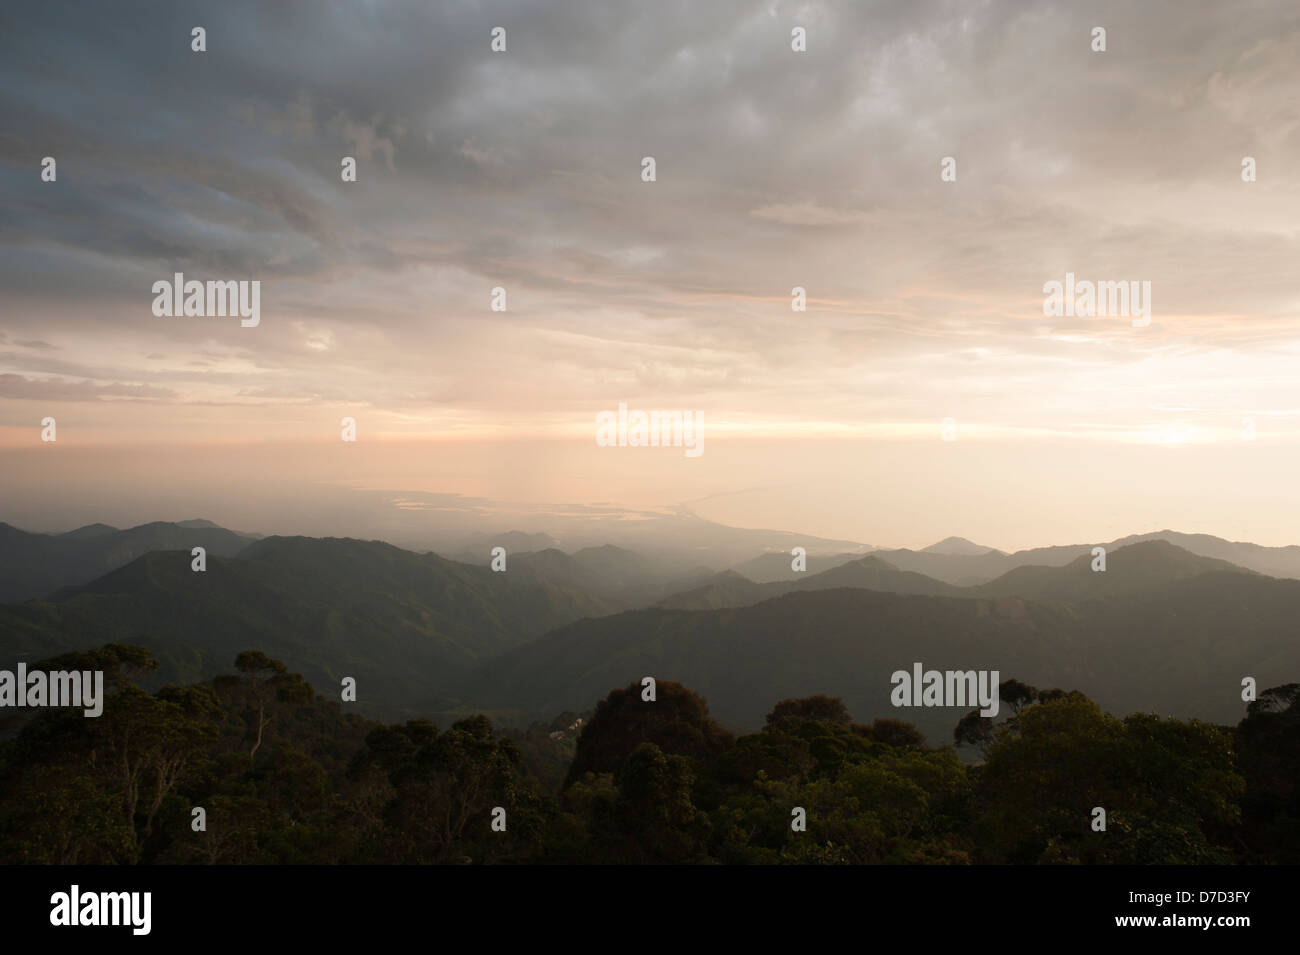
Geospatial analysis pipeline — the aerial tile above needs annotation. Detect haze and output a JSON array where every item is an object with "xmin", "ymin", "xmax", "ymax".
[{"xmin": 2, "ymin": 0, "xmax": 1299, "ymax": 551}]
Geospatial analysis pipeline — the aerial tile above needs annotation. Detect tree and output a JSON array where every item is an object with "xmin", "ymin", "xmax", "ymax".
[
  {"xmin": 858, "ymin": 718, "xmax": 926, "ymax": 748},
  {"xmin": 232, "ymin": 651, "xmax": 287, "ymax": 761},
  {"xmin": 611, "ymin": 743, "xmax": 710, "ymax": 863},
  {"xmin": 953, "ymin": 679, "xmax": 1062, "ymax": 755},
  {"xmin": 973, "ymin": 694, "xmax": 1242, "ymax": 864},
  {"xmin": 564, "ymin": 680, "xmax": 733, "ymax": 788},
  {"xmin": 767, "ymin": 695, "xmax": 852, "ymax": 726},
  {"xmin": 953, "ymin": 709, "xmax": 995, "ymax": 754},
  {"xmin": 88, "ymin": 683, "xmax": 221, "ymax": 852},
  {"xmin": 353, "ymin": 715, "xmax": 543, "ymax": 863},
  {"xmin": 0, "ymin": 763, "xmax": 136, "ymax": 864},
  {"xmin": 35, "ymin": 643, "xmax": 159, "ymax": 691},
  {"xmin": 1000, "ymin": 679, "xmax": 1038, "ymax": 714},
  {"xmin": 1235, "ymin": 683, "xmax": 1300, "ymax": 862}
]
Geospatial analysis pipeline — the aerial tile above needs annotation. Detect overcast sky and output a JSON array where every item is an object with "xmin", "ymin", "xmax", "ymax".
[{"xmin": 2, "ymin": 0, "xmax": 1299, "ymax": 550}]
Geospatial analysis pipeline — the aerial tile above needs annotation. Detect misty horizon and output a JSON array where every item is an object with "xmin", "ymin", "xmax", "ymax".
[
  {"xmin": 5, "ymin": 0, "xmax": 1300, "ymax": 554},
  {"xmin": 6, "ymin": 506, "xmax": 1300, "ymax": 573},
  {"xmin": 3, "ymin": 0, "xmax": 1300, "ymax": 900}
]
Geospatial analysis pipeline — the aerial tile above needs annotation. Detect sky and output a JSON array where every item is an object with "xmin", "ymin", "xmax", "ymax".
[{"xmin": 2, "ymin": 0, "xmax": 1300, "ymax": 551}]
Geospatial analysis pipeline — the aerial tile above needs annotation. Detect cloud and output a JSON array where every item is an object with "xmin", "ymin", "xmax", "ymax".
[
  {"xmin": 0, "ymin": 374, "xmax": 176, "ymax": 401},
  {"xmin": 0, "ymin": 0, "xmax": 1297, "ymax": 449},
  {"xmin": 749, "ymin": 202, "xmax": 875, "ymax": 226}
]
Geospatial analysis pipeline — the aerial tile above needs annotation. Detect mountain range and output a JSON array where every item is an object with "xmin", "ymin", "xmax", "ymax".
[
  {"xmin": 1, "ymin": 518, "xmax": 1296, "ymax": 741},
  {"xmin": 656, "ymin": 539, "xmax": 1250, "ymax": 610},
  {"xmin": 0, "ymin": 535, "xmax": 608, "ymax": 720},
  {"xmin": 474, "ymin": 568, "xmax": 1298, "ymax": 742},
  {"xmin": 869, "ymin": 530, "xmax": 1300, "ymax": 586},
  {"xmin": 0, "ymin": 520, "xmax": 258, "ymax": 603}
]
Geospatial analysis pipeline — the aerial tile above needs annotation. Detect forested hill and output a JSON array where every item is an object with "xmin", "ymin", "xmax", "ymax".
[
  {"xmin": 4, "ymin": 535, "xmax": 1297, "ymax": 737},
  {"xmin": 472, "ymin": 572, "xmax": 1300, "ymax": 741},
  {"xmin": 1, "ymin": 646, "xmax": 1296, "ymax": 865},
  {"xmin": 0, "ymin": 536, "xmax": 612, "ymax": 720}
]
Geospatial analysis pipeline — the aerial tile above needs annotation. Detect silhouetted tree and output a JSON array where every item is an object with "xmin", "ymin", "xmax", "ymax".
[
  {"xmin": 1236, "ymin": 683, "xmax": 1300, "ymax": 863},
  {"xmin": 564, "ymin": 680, "xmax": 733, "ymax": 788},
  {"xmin": 859, "ymin": 718, "xmax": 926, "ymax": 748},
  {"xmin": 767, "ymin": 695, "xmax": 852, "ymax": 726}
]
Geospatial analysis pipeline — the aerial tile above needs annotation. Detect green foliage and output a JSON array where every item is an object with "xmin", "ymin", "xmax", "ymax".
[
  {"xmin": 564, "ymin": 680, "xmax": 733, "ymax": 788},
  {"xmin": 612, "ymin": 743, "xmax": 711, "ymax": 863},
  {"xmin": 973, "ymin": 696, "xmax": 1243, "ymax": 863},
  {"xmin": 334, "ymin": 713, "xmax": 554, "ymax": 864},
  {"xmin": 0, "ymin": 645, "xmax": 1292, "ymax": 865},
  {"xmin": 476, "ymin": 574, "xmax": 1300, "ymax": 747},
  {"xmin": 767, "ymin": 695, "xmax": 852, "ymax": 726},
  {"xmin": 0, "ymin": 520, "xmax": 253, "ymax": 604},
  {"xmin": 1235, "ymin": 683, "xmax": 1300, "ymax": 862},
  {"xmin": 702, "ymin": 714, "xmax": 972, "ymax": 864},
  {"xmin": 1, "ymin": 537, "xmax": 616, "ymax": 722}
]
